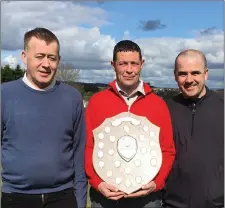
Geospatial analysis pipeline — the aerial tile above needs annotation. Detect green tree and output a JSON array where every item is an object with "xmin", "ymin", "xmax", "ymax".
[
  {"xmin": 1, "ymin": 64, "xmax": 25, "ymax": 83},
  {"xmin": 56, "ymin": 63, "xmax": 80, "ymax": 84},
  {"xmin": 14, "ymin": 65, "xmax": 25, "ymax": 80},
  {"xmin": 1, "ymin": 65, "xmax": 14, "ymax": 83}
]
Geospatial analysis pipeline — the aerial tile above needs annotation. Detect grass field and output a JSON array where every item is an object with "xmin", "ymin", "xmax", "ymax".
[{"xmin": 86, "ymin": 184, "xmax": 91, "ymax": 208}]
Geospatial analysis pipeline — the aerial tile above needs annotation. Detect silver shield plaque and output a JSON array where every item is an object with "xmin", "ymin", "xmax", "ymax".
[{"xmin": 92, "ymin": 112, "xmax": 162, "ymax": 194}]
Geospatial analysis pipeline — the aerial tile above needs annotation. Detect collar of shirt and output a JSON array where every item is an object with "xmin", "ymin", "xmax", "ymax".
[
  {"xmin": 116, "ymin": 80, "xmax": 145, "ymax": 98},
  {"xmin": 22, "ymin": 72, "xmax": 56, "ymax": 91}
]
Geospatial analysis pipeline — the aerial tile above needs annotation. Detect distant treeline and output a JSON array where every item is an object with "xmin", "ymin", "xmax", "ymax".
[
  {"xmin": 1, "ymin": 65, "xmax": 223, "ymax": 101},
  {"xmin": 67, "ymin": 82, "xmax": 181, "ymax": 101}
]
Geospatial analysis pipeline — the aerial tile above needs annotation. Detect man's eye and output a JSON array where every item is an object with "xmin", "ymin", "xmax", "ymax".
[
  {"xmin": 49, "ymin": 57, "xmax": 57, "ymax": 61},
  {"xmin": 191, "ymin": 71, "xmax": 201, "ymax": 75},
  {"xmin": 36, "ymin": 56, "xmax": 43, "ymax": 59},
  {"xmin": 178, "ymin": 72, "xmax": 187, "ymax": 76}
]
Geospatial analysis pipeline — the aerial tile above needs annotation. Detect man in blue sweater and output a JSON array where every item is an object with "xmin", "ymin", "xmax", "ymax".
[{"xmin": 1, "ymin": 27, "xmax": 87, "ymax": 208}]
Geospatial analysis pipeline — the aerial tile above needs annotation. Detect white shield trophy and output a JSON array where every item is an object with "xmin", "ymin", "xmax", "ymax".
[{"xmin": 92, "ymin": 112, "xmax": 162, "ymax": 194}]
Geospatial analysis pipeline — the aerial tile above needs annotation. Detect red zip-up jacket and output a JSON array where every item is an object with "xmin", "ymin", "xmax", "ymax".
[{"xmin": 85, "ymin": 81, "xmax": 175, "ymax": 192}]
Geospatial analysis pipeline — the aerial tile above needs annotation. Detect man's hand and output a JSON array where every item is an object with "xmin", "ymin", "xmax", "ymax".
[
  {"xmin": 124, "ymin": 181, "xmax": 156, "ymax": 198},
  {"xmin": 98, "ymin": 182, "xmax": 125, "ymax": 200}
]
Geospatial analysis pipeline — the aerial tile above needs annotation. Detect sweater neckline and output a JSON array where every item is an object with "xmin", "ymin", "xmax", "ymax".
[{"xmin": 19, "ymin": 78, "xmax": 60, "ymax": 94}]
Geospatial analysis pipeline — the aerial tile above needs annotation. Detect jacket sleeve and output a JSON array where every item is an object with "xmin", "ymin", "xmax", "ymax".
[
  {"xmin": 153, "ymin": 101, "xmax": 176, "ymax": 191},
  {"xmin": 73, "ymin": 98, "xmax": 88, "ymax": 208},
  {"xmin": 84, "ymin": 98, "xmax": 103, "ymax": 191}
]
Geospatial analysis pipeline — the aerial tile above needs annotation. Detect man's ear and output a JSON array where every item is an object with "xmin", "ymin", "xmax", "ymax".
[
  {"xmin": 204, "ymin": 68, "xmax": 209, "ymax": 81},
  {"xmin": 111, "ymin": 61, "xmax": 116, "ymax": 72},
  {"xmin": 141, "ymin": 59, "xmax": 145, "ymax": 68},
  {"xmin": 174, "ymin": 69, "xmax": 178, "ymax": 82},
  {"xmin": 58, "ymin": 55, "xmax": 61, "ymax": 64},
  {"xmin": 21, "ymin": 50, "xmax": 27, "ymax": 65}
]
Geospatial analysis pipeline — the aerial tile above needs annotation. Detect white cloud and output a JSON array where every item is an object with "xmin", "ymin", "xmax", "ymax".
[
  {"xmin": 136, "ymin": 33, "xmax": 224, "ymax": 88},
  {"xmin": 1, "ymin": 1, "xmax": 110, "ymax": 51},
  {"xmin": 1, "ymin": 1, "xmax": 224, "ymax": 89},
  {"xmin": 123, "ymin": 30, "xmax": 131, "ymax": 40},
  {"xmin": 2, "ymin": 55, "xmax": 18, "ymax": 69},
  {"xmin": 79, "ymin": 69, "xmax": 115, "ymax": 84}
]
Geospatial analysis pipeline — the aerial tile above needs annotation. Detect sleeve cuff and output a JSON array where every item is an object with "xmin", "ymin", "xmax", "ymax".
[
  {"xmin": 90, "ymin": 178, "xmax": 103, "ymax": 191},
  {"xmin": 153, "ymin": 178, "xmax": 165, "ymax": 192}
]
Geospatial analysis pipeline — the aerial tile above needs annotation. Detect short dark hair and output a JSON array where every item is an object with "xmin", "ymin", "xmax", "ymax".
[
  {"xmin": 24, "ymin": 27, "xmax": 60, "ymax": 53},
  {"xmin": 175, "ymin": 49, "xmax": 207, "ymax": 71},
  {"xmin": 113, "ymin": 40, "xmax": 142, "ymax": 62}
]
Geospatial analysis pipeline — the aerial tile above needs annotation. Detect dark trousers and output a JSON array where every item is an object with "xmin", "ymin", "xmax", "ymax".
[
  {"xmin": 1, "ymin": 188, "xmax": 77, "ymax": 208},
  {"xmin": 90, "ymin": 187, "xmax": 162, "ymax": 208}
]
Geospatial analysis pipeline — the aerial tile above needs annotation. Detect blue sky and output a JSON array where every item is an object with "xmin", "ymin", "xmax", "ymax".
[
  {"xmin": 83, "ymin": 1, "xmax": 224, "ymax": 39},
  {"xmin": 1, "ymin": 1, "xmax": 224, "ymax": 88}
]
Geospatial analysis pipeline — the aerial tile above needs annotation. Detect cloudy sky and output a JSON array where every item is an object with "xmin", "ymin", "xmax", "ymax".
[{"xmin": 1, "ymin": 1, "xmax": 224, "ymax": 88}]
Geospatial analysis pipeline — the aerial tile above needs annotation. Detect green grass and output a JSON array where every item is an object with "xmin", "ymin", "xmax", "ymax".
[{"xmin": 86, "ymin": 184, "xmax": 91, "ymax": 208}]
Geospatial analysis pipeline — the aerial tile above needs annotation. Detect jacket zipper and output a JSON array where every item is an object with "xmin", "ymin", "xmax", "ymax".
[
  {"xmin": 191, "ymin": 102, "xmax": 196, "ymax": 136},
  {"xmin": 128, "ymin": 95, "xmax": 142, "ymax": 112},
  {"xmin": 114, "ymin": 88, "xmax": 153, "ymax": 112},
  {"xmin": 128, "ymin": 92, "xmax": 153, "ymax": 112},
  {"xmin": 115, "ymin": 91, "xmax": 142, "ymax": 112},
  {"xmin": 41, "ymin": 194, "xmax": 45, "ymax": 205}
]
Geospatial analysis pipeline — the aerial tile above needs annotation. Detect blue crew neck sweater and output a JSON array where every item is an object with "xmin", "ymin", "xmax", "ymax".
[{"xmin": 1, "ymin": 79, "xmax": 87, "ymax": 207}]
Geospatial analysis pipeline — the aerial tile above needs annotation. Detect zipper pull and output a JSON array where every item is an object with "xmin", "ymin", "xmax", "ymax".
[
  {"xmin": 128, "ymin": 104, "xmax": 131, "ymax": 112},
  {"xmin": 191, "ymin": 102, "xmax": 196, "ymax": 136},
  {"xmin": 41, "ymin": 194, "xmax": 45, "ymax": 204},
  {"xmin": 192, "ymin": 102, "xmax": 196, "ymax": 114}
]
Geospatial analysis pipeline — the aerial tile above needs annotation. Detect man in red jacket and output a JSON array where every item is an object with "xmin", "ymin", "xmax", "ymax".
[{"xmin": 85, "ymin": 40, "xmax": 175, "ymax": 208}]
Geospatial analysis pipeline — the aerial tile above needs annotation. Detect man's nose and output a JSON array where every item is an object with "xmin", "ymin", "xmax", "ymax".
[
  {"xmin": 186, "ymin": 74, "xmax": 193, "ymax": 83},
  {"xmin": 41, "ymin": 57, "xmax": 50, "ymax": 67},
  {"xmin": 126, "ymin": 63, "xmax": 133, "ymax": 72}
]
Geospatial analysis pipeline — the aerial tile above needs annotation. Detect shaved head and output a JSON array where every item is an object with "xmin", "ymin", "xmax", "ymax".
[
  {"xmin": 175, "ymin": 49, "xmax": 207, "ymax": 72},
  {"xmin": 173, "ymin": 49, "xmax": 208, "ymax": 99}
]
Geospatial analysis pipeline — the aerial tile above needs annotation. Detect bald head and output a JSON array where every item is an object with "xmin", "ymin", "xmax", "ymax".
[
  {"xmin": 175, "ymin": 49, "xmax": 207, "ymax": 72},
  {"xmin": 173, "ymin": 49, "xmax": 208, "ymax": 99}
]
